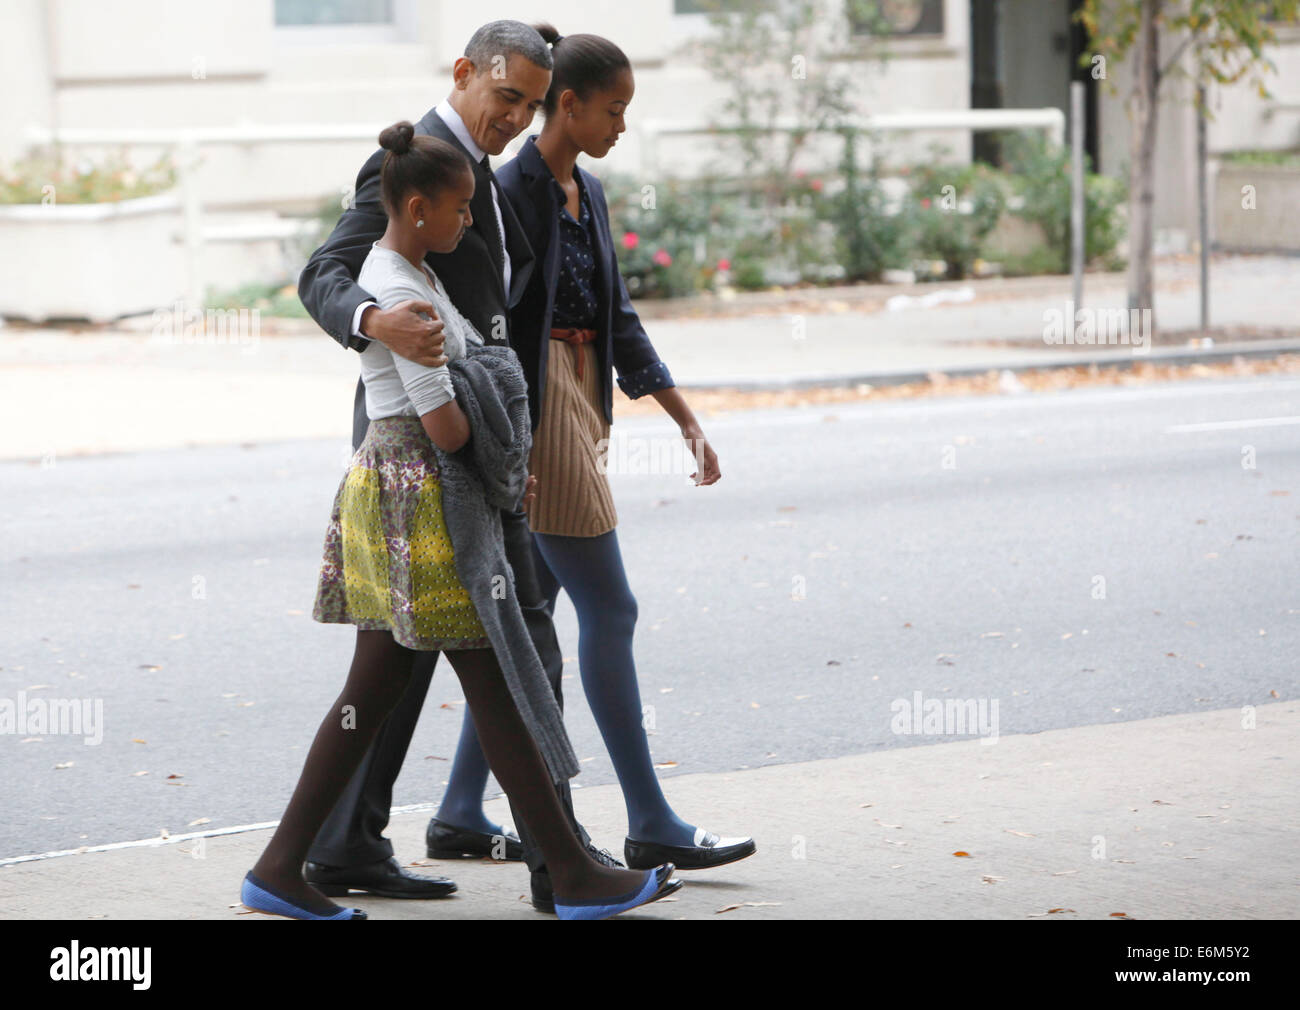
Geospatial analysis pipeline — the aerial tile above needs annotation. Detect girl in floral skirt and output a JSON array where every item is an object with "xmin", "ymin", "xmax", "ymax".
[{"xmin": 239, "ymin": 121, "xmax": 679, "ymax": 921}]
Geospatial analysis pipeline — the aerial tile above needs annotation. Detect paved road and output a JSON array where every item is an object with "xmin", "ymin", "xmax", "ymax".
[{"xmin": 2, "ymin": 375, "xmax": 1297, "ymax": 858}]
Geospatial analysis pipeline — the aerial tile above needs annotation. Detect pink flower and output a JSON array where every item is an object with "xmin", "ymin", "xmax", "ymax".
[
  {"xmin": 622, "ymin": 232, "xmax": 639, "ymax": 250},
  {"xmin": 652, "ymin": 249, "xmax": 672, "ymax": 267},
  {"xmin": 810, "ymin": 179, "xmax": 823, "ymax": 192},
  {"xmin": 921, "ymin": 197, "xmax": 931, "ymax": 209},
  {"xmin": 717, "ymin": 258, "xmax": 732, "ymax": 271}
]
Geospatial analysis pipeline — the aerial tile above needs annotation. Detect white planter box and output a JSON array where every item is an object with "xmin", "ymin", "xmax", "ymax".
[
  {"xmin": 1215, "ymin": 163, "xmax": 1300, "ymax": 253},
  {"xmin": 0, "ymin": 192, "xmax": 185, "ymax": 323}
]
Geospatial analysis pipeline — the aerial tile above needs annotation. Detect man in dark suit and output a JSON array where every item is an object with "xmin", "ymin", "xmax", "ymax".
[{"xmin": 295, "ymin": 20, "xmax": 611, "ymax": 913}]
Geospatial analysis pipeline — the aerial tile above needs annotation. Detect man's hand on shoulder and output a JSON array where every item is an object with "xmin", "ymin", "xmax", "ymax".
[{"xmin": 361, "ymin": 301, "xmax": 447, "ymax": 367}]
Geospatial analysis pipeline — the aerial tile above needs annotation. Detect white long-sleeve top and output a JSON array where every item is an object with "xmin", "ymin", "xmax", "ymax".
[{"xmin": 355, "ymin": 241, "xmax": 484, "ymax": 419}]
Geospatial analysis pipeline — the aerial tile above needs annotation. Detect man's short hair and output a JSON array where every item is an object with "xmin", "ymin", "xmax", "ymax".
[{"xmin": 464, "ymin": 20, "xmax": 552, "ymax": 74}]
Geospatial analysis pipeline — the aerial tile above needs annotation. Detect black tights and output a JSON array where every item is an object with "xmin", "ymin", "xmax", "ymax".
[{"xmin": 251, "ymin": 630, "xmax": 645, "ymax": 914}]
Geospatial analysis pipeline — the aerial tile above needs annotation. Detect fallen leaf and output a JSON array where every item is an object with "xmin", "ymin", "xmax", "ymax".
[
  {"xmin": 952, "ymin": 851, "xmax": 972, "ymax": 857},
  {"xmin": 187, "ymin": 817, "xmax": 211, "ymax": 827},
  {"xmin": 1004, "ymin": 829, "xmax": 1036, "ymax": 838},
  {"xmin": 715, "ymin": 901, "xmax": 781, "ymax": 913}
]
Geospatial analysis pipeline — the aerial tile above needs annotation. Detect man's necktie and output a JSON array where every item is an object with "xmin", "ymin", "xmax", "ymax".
[{"xmin": 478, "ymin": 155, "xmax": 507, "ymax": 287}]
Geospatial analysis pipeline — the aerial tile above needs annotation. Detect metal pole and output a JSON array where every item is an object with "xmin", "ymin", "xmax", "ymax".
[
  {"xmin": 1070, "ymin": 81, "xmax": 1085, "ymax": 318},
  {"xmin": 178, "ymin": 135, "xmax": 203, "ymax": 310},
  {"xmin": 1197, "ymin": 80, "xmax": 1209, "ymax": 332}
]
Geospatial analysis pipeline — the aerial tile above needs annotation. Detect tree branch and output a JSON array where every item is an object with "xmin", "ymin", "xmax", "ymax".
[{"xmin": 1158, "ymin": 28, "xmax": 1200, "ymax": 80}]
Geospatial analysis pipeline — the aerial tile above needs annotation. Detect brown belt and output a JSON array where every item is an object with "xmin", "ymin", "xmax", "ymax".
[{"xmin": 550, "ymin": 327, "xmax": 597, "ymax": 381}]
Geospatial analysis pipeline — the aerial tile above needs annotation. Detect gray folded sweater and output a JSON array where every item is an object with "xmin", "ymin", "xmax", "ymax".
[{"xmin": 433, "ymin": 342, "xmax": 580, "ymax": 784}]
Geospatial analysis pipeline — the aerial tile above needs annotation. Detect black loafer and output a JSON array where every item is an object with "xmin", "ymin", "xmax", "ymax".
[
  {"xmin": 625, "ymin": 830, "xmax": 756, "ymax": 871},
  {"xmin": 530, "ymin": 842, "xmax": 630, "ymax": 913},
  {"xmin": 586, "ymin": 843, "xmax": 626, "ymax": 869},
  {"xmin": 304, "ymin": 856, "xmax": 457, "ymax": 899},
  {"xmin": 427, "ymin": 817, "xmax": 523, "ymax": 861}
]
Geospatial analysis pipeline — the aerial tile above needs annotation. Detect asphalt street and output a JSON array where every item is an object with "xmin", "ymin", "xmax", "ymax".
[{"xmin": 2, "ymin": 375, "xmax": 1297, "ymax": 859}]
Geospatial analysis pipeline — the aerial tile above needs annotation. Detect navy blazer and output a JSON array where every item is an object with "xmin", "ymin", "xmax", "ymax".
[
  {"xmin": 495, "ymin": 135, "xmax": 674, "ymax": 433},
  {"xmin": 298, "ymin": 106, "xmax": 535, "ymax": 449}
]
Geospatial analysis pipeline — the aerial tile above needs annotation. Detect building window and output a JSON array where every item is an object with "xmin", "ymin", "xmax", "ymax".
[
  {"xmin": 848, "ymin": 0, "xmax": 945, "ymax": 37},
  {"xmin": 673, "ymin": 1, "xmax": 774, "ymax": 13},
  {"xmin": 274, "ymin": 0, "xmax": 394, "ymax": 25},
  {"xmin": 273, "ymin": 0, "xmax": 416, "ymax": 44}
]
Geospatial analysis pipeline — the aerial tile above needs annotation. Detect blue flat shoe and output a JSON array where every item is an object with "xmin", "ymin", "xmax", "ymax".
[
  {"xmin": 553, "ymin": 863, "xmax": 682, "ymax": 921},
  {"xmin": 240, "ymin": 871, "xmax": 367, "ymax": 920}
]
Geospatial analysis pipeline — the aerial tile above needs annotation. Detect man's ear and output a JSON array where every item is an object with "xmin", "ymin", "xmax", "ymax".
[{"xmin": 452, "ymin": 56, "xmax": 474, "ymax": 91}]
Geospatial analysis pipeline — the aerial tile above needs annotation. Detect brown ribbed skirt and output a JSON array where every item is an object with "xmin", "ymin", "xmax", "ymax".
[{"xmin": 526, "ymin": 338, "xmax": 617, "ymax": 537}]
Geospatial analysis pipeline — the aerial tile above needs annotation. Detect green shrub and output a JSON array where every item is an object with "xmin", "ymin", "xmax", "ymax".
[
  {"xmin": 896, "ymin": 151, "xmax": 1007, "ymax": 279},
  {"xmin": 999, "ymin": 131, "xmax": 1127, "ymax": 271},
  {"xmin": 817, "ymin": 134, "xmax": 908, "ymax": 282}
]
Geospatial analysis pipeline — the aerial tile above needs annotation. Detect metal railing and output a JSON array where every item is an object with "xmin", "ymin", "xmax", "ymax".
[{"xmin": 26, "ymin": 107, "xmax": 1071, "ymax": 306}]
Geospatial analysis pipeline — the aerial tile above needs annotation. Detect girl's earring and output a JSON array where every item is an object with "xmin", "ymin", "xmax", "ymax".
[{"xmin": 416, "ymin": 219, "xmax": 425, "ymax": 228}]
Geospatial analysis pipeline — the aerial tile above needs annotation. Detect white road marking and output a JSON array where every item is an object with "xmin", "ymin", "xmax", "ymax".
[
  {"xmin": 1164, "ymin": 416, "xmax": 1300, "ymax": 433},
  {"xmin": 0, "ymin": 802, "xmax": 446, "ymax": 867}
]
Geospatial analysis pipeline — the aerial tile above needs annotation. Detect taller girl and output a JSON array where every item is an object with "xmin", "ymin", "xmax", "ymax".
[{"xmin": 434, "ymin": 25, "xmax": 755, "ymax": 889}]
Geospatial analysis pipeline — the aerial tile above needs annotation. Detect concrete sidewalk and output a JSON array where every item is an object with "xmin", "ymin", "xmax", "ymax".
[
  {"xmin": 3, "ymin": 254, "xmax": 1299, "ymax": 461},
  {"xmin": 3, "ymin": 703, "xmax": 1295, "ymax": 920}
]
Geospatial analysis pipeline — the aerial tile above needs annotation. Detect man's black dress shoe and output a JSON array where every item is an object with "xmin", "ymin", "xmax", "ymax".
[
  {"xmin": 625, "ymin": 829, "xmax": 756, "ymax": 871},
  {"xmin": 530, "ymin": 843, "xmax": 628, "ymax": 914},
  {"xmin": 427, "ymin": 817, "xmax": 523, "ymax": 861},
  {"xmin": 304, "ymin": 856, "xmax": 457, "ymax": 899}
]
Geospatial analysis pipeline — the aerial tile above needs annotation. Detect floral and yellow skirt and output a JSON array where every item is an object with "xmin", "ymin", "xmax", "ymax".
[{"xmin": 312, "ymin": 415, "xmax": 489, "ymax": 651}]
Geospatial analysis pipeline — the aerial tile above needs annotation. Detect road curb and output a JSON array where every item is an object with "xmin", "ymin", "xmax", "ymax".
[{"xmin": 675, "ymin": 339, "xmax": 1300, "ymax": 392}]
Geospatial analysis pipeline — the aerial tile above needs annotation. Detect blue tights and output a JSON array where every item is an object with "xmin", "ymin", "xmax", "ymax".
[{"xmin": 434, "ymin": 528, "xmax": 696, "ymax": 846}]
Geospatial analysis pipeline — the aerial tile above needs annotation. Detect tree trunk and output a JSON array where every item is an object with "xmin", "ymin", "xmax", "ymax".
[{"xmin": 1128, "ymin": 0, "xmax": 1161, "ymax": 331}]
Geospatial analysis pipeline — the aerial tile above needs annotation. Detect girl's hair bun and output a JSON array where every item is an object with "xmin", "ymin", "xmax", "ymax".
[
  {"xmin": 378, "ymin": 121, "xmax": 416, "ymax": 155},
  {"xmin": 533, "ymin": 21, "xmax": 563, "ymax": 47}
]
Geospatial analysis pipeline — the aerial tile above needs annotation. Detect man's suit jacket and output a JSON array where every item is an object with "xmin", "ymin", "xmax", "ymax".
[
  {"xmin": 297, "ymin": 106, "xmax": 536, "ymax": 449},
  {"xmin": 495, "ymin": 135, "xmax": 673, "ymax": 434}
]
